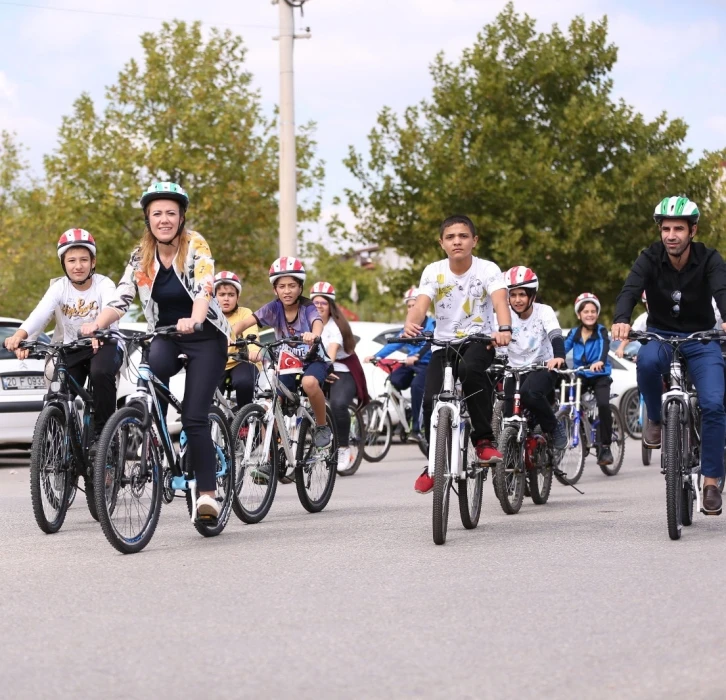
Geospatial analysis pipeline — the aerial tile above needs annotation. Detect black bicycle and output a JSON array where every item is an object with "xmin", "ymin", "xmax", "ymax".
[
  {"xmin": 22, "ymin": 334, "xmax": 115, "ymax": 533},
  {"xmin": 92, "ymin": 325, "xmax": 235, "ymax": 554}
]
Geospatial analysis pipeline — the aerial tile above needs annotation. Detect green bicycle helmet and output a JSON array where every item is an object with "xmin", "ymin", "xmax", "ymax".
[
  {"xmin": 653, "ymin": 196, "xmax": 700, "ymax": 224},
  {"xmin": 140, "ymin": 181, "xmax": 189, "ymax": 213}
]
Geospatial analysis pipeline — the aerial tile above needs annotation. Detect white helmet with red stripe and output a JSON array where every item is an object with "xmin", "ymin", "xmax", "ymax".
[
  {"xmin": 57, "ymin": 229, "xmax": 96, "ymax": 260},
  {"xmin": 402, "ymin": 286, "xmax": 419, "ymax": 303},
  {"xmin": 269, "ymin": 256, "xmax": 306, "ymax": 284},
  {"xmin": 214, "ymin": 271, "xmax": 242, "ymax": 294},
  {"xmin": 505, "ymin": 266, "xmax": 539, "ymax": 291},
  {"xmin": 310, "ymin": 281, "xmax": 336, "ymax": 300},
  {"xmin": 574, "ymin": 292, "xmax": 601, "ymax": 315}
]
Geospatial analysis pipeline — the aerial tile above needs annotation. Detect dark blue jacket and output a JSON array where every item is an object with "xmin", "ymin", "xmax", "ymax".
[
  {"xmin": 564, "ymin": 324, "xmax": 611, "ymax": 378},
  {"xmin": 375, "ymin": 317, "xmax": 435, "ymax": 365}
]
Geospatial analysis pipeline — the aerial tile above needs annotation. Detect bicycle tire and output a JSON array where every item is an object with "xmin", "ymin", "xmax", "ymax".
[
  {"xmin": 640, "ymin": 402, "xmax": 652, "ymax": 466},
  {"xmin": 433, "ymin": 407, "xmax": 453, "ymax": 544},
  {"xmin": 338, "ymin": 405, "xmax": 365, "ymax": 477},
  {"xmin": 681, "ymin": 478, "xmax": 695, "ymax": 526},
  {"xmin": 29, "ymin": 405, "xmax": 71, "ymax": 534},
  {"xmin": 231, "ymin": 403, "xmax": 278, "ymax": 523},
  {"xmin": 494, "ymin": 425, "xmax": 525, "ymax": 514},
  {"xmin": 599, "ymin": 405, "xmax": 626, "ymax": 476},
  {"xmin": 492, "ymin": 398, "xmax": 504, "ymax": 445},
  {"xmin": 93, "ymin": 405, "xmax": 163, "ymax": 554},
  {"xmin": 361, "ymin": 400, "xmax": 392, "ymax": 462},
  {"xmin": 186, "ymin": 406, "xmax": 235, "ymax": 537},
  {"xmin": 664, "ymin": 402, "xmax": 683, "ymax": 540},
  {"xmin": 457, "ymin": 421, "xmax": 483, "ymax": 529},
  {"xmin": 527, "ymin": 438, "xmax": 553, "ymax": 505},
  {"xmin": 84, "ymin": 473, "xmax": 99, "ymax": 521},
  {"xmin": 295, "ymin": 406, "xmax": 337, "ymax": 512},
  {"xmin": 554, "ymin": 413, "xmax": 586, "ymax": 485},
  {"xmin": 621, "ymin": 388, "xmax": 641, "ymax": 439}
]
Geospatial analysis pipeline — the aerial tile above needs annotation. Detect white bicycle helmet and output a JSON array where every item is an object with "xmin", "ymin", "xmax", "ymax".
[
  {"xmin": 214, "ymin": 271, "xmax": 242, "ymax": 294},
  {"xmin": 310, "ymin": 281, "xmax": 336, "ymax": 301},
  {"xmin": 269, "ymin": 257, "xmax": 306, "ymax": 284},
  {"xmin": 574, "ymin": 292, "xmax": 601, "ymax": 316},
  {"xmin": 505, "ymin": 266, "xmax": 539, "ymax": 291}
]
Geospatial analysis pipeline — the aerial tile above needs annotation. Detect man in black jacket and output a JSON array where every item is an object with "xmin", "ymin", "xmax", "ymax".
[{"xmin": 612, "ymin": 196, "xmax": 726, "ymax": 516}]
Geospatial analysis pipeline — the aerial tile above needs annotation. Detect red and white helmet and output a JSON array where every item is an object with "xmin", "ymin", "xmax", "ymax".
[
  {"xmin": 403, "ymin": 287, "xmax": 419, "ymax": 303},
  {"xmin": 505, "ymin": 266, "xmax": 539, "ymax": 291},
  {"xmin": 57, "ymin": 229, "xmax": 96, "ymax": 260},
  {"xmin": 574, "ymin": 292, "xmax": 601, "ymax": 315},
  {"xmin": 214, "ymin": 271, "xmax": 242, "ymax": 294},
  {"xmin": 310, "ymin": 281, "xmax": 336, "ymax": 301},
  {"xmin": 269, "ymin": 256, "xmax": 306, "ymax": 284}
]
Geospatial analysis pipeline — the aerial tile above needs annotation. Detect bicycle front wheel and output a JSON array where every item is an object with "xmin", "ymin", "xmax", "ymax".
[
  {"xmin": 295, "ymin": 406, "xmax": 337, "ymax": 512},
  {"xmin": 621, "ymin": 388, "xmax": 641, "ymax": 439},
  {"xmin": 231, "ymin": 403, "xmax": 277, "ymax": 523},
  {"xmin": 528, "ymin": 438, "xmax": 553, "ymax": 505},
  {"xmin": 599, "ymin": 405, "xmax": 625, "ymax": 477},
  {"xmin": 361, "ymin": 400, "xmax": 392, "ymax": 462},
  {"xmin": 338, "ymin": 406, "xmax": 365, "ymax": 476},
  {"xmin": 457, "ymin": 421, "xmax": 483, "ymax": 530},
  {"xmin": 29, "ymin": 405, "xmax": 71, "ymax": 534},
  {"xmin": 93, "ymin": 406, "xmax": 163, "ymax": 554},
  {"xmin": 433, "ymin": 408, "xmax": 453, "ymax": 544},
  {"xmin": 555, "ymin": 413, "xmax": 586, "ymax": 485},
  {"xmin": 494, "ymin": 425, "xmax": 525, "ymax": 514},
  {"xmin": 641, "ymin": 402, "xmax": 652, "ymax": 466},
  {"xmin": 664, "ymin": 402, "xmax": 683, "ymax": 540}
]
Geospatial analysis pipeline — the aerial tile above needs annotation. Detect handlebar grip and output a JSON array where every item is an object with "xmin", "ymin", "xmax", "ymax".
[{"xmin": 193, "ymin": 322, "xmax": 204, "ymax": 333}]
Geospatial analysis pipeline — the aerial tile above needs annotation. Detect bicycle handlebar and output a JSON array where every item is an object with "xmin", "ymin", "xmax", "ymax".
[
  {"xmin": 627, "ymin": 330, "xmax": 726, "ymax": 345},
  {"xmin": 402, "ymin": 332, "xmax": 494, "ymax": 347}
]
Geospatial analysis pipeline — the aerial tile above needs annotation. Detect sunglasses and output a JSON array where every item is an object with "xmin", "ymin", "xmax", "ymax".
[{"xmin": 670, "ymin": 290, "xmax": 681, "ymax": 318}]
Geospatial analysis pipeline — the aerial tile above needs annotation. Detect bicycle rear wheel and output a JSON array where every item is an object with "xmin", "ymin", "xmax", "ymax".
[
  {"xmin": 599, "ymin": 405, "xmax": 625, "ymax": 476},
  {"xmin": 527, "ymin": 438, "xmax": 553, "ymax": 505},
  {"xmin": 93, "ymin": 406, "xmax": 163, "ymax": 554},
  {"xmin": 338, "ymin": 406, "xmax": 365, "ymax": 476},
  {"xmin": 29, "ymin": 405, "xmax": 71, "ymax": 534},
  {"xmin": 640, "ymin": 402, "xmax": 652, "ymax": 465},
  {"xmin": 492, "ymin": 398, "xmax": 504, "ymax": 445},
  {"xmin": 494, "ymin": 425, "xmax": 525, "ymax": 514},
  {"xmin": 433, "ymin": 408, "xmax": 453, "ymax": 544},
  {"xmin": 361, "ymin": 400, "xmax": 392, "ymax": 462},
  {"xmin": 457, "ymin": 421, "xmax": 483, "ymax": 529},
  {"xmin": 664, "ymin": 402, "xmax": 683, "ymax": 540},
  {"xmin": 231, "ymin": 403, "xmax": 277, "ymax": 523},
  {"xmin": 621, "ymin": 388, "xmax": 641, "ymax": 439},
  {"xmin": 554, "ymin": 413, "xmax": 586, "ymax": 485},
  {"xmin": 187, "ymin": 406, "xmax": 235, "ymax": 537},
  {"xmin": 295, "ymin": 406, "xmax": 337, "ymax": 512}
]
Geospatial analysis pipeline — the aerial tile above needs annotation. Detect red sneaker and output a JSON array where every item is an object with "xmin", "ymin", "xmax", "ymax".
[
  {"xmin": 475, "ymin": 439, "xmax": 502, "ymax": 464},
  {"xmin": 414, "ymin": 468, "xmax": 434, "ymax": 494}
]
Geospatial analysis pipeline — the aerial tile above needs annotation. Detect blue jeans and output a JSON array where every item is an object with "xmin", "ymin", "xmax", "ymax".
[
  {"xmin": 637, "ymin": 327, "xmax": 725, "ymax": 478},
  {"xmin": 390, "ymin": 364, "xmax": 427, "ymax": 432}
]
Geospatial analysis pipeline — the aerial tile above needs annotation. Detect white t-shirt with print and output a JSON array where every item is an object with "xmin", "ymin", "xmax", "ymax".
[
  {"xmin": 505, "ymin": 303, "xmax": 561, "ymax": 367},
  {"xmin": 20, "ymin": 275, "xmax": 120, "ymax": 344},
  {"xmin": 418, "ymin": 257, "xmax": 506, "ymax": 349},
  {"xmin": 321, "ymin": 318, "xmax": 350, "ymax": 373}
]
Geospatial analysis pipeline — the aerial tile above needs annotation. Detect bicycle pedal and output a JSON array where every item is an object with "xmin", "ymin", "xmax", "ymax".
[
  {"xmin": 195, "ymin": 514, "xmax": 219, "ymax": 526},
  {"xmin": 700, "ymin": 507, "xmax": 722, "ymax": 516}
]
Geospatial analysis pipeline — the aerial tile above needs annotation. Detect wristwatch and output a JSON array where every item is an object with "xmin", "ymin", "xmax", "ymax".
[{"xmin": 498, "ymin": 325, "xmax": 512, "ymax": 333}]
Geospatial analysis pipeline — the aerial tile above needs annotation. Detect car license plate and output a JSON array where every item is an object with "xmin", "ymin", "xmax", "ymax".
[{"xmin": 2, "ymin": 375, "xmax": 45, "ymax": 390}]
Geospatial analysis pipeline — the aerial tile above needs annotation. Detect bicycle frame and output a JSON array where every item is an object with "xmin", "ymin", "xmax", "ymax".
[
  {"xmin": 557, "ymin": 371, "xmax": 600, "ymax": 450},
  {"xmin": 501, "ymin": 364, "xmax": 547, "ymax": 441},
  {"xmin": 428, "ymin": 362, "xmax": 465, "ymax": 479},
  {"xmin": 370, "ymin": 359, "xmax": 411, "ymax": 430}
]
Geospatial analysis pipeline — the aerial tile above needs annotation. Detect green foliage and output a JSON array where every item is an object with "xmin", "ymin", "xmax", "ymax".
[{"xmin": 342, "ymin": 3, "xmax": 726, "ymax": 317}]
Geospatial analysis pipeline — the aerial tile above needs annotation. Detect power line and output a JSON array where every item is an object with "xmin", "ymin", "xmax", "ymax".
[{"xmin": 0, "ymin": 1, "xmax": 276, "ymax": 29}]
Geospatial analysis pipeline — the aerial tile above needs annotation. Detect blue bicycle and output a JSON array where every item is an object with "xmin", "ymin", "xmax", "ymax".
[
  {"xmin": 92, "ymin": 325, "xmax": 235, "ymax": 554},
  {"xmin": 554, "ymin": 369, "xmax": 626, "ymax": 484}
]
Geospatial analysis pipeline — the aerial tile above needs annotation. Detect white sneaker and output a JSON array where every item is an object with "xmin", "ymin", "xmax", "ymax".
[
  {"xmin": 337, "ymin": 447, "xmax": 352, "ymax": 471},
  {"xmin": 196, "ymin": 494, "xmax": 221, "ymax": 519}
]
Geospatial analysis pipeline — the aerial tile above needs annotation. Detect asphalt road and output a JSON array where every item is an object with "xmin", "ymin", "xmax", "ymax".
[{"xmin": 1, "ymin": 442, "xmax": 725, "ymax": 699}]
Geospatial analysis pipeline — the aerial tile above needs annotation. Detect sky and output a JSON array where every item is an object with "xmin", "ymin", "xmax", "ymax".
[{"xmin": 1, "ymin": 0, "xmax": 726, "ymax": 244}]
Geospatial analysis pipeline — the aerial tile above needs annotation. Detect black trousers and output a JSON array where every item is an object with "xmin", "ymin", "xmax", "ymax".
[
  {"xmin": 503, "ymin": 370, "xmax": 558, "ymax": 433},
  {"xmin": 149, "ymin": 332, "xmax": 227, "ymax": 492},
  {"xmin": 580, "ymin": 375, "xmax": 613, "ymax": 446},
  {"xmin": 423, "ymin": 343, "xmax": 495, "ymax": 444},
  {"xmin": 66, "ymin": 342, "xmax": 122, "ymax": 434},
  {"xmin": 328, "ymin": 372, "xmax": 356, "ymax": 448},
  {"xmin": 221, "ymin": 361, "xmax": 259, "ymax": 410}
]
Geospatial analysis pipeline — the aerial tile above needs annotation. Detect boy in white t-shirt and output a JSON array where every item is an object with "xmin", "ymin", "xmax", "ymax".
[
  {"xmin": 502, "ymin": 266, "xmax": 567, "ymax": 449},
  {"xmin": 404, "ymin": 215, "xmax": 512, "ymax": 494}
]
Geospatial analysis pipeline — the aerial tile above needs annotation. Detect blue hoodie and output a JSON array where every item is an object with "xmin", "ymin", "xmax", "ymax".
[
  {"xmin": 375, "ymin": 316, "xmax": 435, "ymax": 365},
  {"xmin": 563, "ymin": 324, "xmax": 611, "ymax": 378}
]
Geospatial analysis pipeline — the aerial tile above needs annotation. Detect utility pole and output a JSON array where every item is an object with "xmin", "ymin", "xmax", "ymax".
[{"xmin": 273, "ymin": 0, "xmax": 310, "ymax": 258}]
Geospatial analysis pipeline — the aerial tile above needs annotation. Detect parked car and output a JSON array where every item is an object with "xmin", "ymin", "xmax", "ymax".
[{"xmin": 0, "ymin": 317, "xmax": 51, "ymax": 448}]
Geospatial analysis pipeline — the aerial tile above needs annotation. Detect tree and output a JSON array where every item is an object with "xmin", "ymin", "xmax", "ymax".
[
  {"xmin": 44, "ymin": 20, "xmax": 323, "ymax": 310},
  {"xmin": 342, "ymin": 3, "xmax": 726, "ymax": 316}
]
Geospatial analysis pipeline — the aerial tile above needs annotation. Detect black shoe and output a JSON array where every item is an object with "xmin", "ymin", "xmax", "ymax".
[
  {"xmin": 597, "ymin": 445, "xmax": 614, "ymax": 466},
  {"xmin": 702, "ymin": 485, "xmax": 723, "ymax": 515}
]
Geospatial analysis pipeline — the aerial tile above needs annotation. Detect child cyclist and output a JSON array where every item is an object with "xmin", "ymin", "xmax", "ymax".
[
  {"xmin": 501, "ymin": 266, "xmax": 567, "ymax": 449},
  {"xmin": 564, "ymin": 293, "xmax": 614, "ymax": 466},
  {"xmin": 214, "ymin": 271, "xmax": 261, "ymax": 410},
  {"xmin": 364, "ymin": 287, "xmax": 434, "ymax": 443},
  {"xmin": 4, "ymin": 229, "xmax": 122, "ymax": 454},
  {"xmin": 403, "ymin": 215, "xmax": 512, "ymax": 494},
  {"xmin": 232, "ymin": 257, "xmax": 332, "ymax": 447}
]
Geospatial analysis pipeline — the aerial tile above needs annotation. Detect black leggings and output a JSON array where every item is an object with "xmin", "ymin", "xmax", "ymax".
[
  {"xmin": 580, "ymin": 375, "xmax": 613, "ymax": 446},
  {"xmin": 66, "ymin": 342, "xmax": 122, "ymax": 434},
  {"xmin": 221, "ymin": 361, "xmax": 259, "ymax": 409},
  {"xmin": 503, "ymin": 370, "xmax": 558, "ymax": 433},
  {"xmin": 423, "ymin": 342, "xmax": 495, "ymax": 444},
  {"xmin": 328, "ymin": 372, "xmax": 356, "ymax": 447},
  {"xmin": 149, "ymin": 332, "xmax": 227, "ymax": 492}
]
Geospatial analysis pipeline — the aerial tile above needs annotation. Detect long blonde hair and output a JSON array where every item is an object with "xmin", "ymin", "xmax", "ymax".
[{"xmin": 140, "ymin": 227, "xmax": 190, "ymax": 278}]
